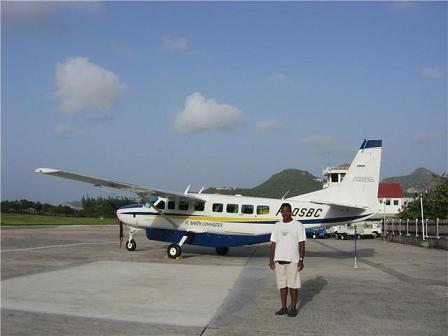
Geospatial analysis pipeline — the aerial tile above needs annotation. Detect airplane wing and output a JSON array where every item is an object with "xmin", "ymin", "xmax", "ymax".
[{"xmin": 35, "ymin": 168, "xmax": 205, "ymax": 202}]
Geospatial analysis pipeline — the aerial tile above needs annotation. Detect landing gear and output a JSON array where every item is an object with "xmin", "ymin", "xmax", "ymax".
[
  {"xmin": 126, "ymin": 239, "xmax": 137, "ymax": 251},
  {"xmin": 312, "ymin": 233, "xmax": 317, "ymax": 239},
  {"xmin": 125, "ymin": 226, "xmax": 142, "ymax": 252},
  {"xmin": 167, "ymin": 244, "xmax": 182, "ymax": 259},
  {"xmin": 167, "ymin": 235, "xmax": 189, "ymax": 259},
  {"xmin": 216, "ymin": 247, "xmax": 229, "ymax": 256}
]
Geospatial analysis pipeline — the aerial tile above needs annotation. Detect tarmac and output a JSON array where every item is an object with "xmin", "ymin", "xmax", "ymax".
[{"xmin": 1, "ymin": 225, "xmax": 447, "ymax": 336}]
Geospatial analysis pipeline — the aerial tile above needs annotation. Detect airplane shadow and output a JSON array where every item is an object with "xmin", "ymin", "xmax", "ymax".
[
  {"xmin": 179, "ymin": 245, "xmax": 376, "ymax": 259},
  {"xmin": 298, "ymin": 275, "xmax": 328, "ymax": 311}
]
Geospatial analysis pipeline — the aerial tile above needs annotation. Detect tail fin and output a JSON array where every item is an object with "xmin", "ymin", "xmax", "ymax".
[{"xmin": 288, "ymin": 139, "xmax": 382, "ymax": 211}]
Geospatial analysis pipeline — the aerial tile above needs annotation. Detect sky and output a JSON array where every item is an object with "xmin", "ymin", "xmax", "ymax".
[{"xmin": 1, "ymin": 1, "xmax": 447, "ymax": 204}]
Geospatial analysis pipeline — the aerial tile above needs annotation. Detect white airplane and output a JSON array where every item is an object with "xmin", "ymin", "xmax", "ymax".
[{"xmin": 35, "ymin": 139, "xmax": 382, "ymax": 259}]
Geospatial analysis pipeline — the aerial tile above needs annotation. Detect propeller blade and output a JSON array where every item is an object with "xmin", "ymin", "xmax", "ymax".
[{"xmin": 119, "ymin": 220, "xmax": 123, "ymax": 248}]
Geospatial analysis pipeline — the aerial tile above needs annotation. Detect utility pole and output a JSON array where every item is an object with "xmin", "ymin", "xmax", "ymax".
[{"xmin": 420, "ymin": 193, "xmax": 425, "ymax": 241}]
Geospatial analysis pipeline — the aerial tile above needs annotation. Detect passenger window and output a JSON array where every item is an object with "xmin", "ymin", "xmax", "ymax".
[
  {"xmin": 156, "ymin": 201, "xmax": 165, "ymax": 210},
  {"xmin": 226, "ymin": 204, "xmax": 238, "ymax": 213},
  {"xmin": 241, "ymin": 205, "xmax": 254, "ymax": 214},
  {"xmin": 257, "ymin": 205, "xmax": 269, "ymax": 215},
  {"xmin": 194, "ymin": 202, "xmax": 205, "ymax": 211},
  {"xmin": 168, "ymin": 201, "xmax": 175, "ymax": 210},
  {"xmin": 213, "ymin": 203, "xmax": 223, "ymax": 212},
  {"xmin": 179, "ymin": 201, "xmax": 189, "ymax": 211}
]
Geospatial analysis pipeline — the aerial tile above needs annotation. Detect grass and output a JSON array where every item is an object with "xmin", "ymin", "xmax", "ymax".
[{"xmin": 0, "ymin": 213, "xmax": 117, "ymax": 225}]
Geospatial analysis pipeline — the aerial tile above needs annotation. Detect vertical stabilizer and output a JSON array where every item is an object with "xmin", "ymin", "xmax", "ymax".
[{"xmin": 289, "ymin": 139, "xmax": 382, "ymax": 211}]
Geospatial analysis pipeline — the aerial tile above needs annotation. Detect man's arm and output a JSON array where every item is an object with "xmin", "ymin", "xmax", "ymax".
[
  {"xmin": 269, "ymin": 242, "xmax": 276, "ymax": 270},
  {"xmin": 298, "ymin": 241, "xmax": 305, "ymax": 271}
]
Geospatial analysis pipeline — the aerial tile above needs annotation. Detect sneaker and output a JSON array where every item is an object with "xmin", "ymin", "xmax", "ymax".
[
  {"xmin": 275, "ymin": 307, "xmax": 288, "ymax": 315},
  {"xmin": 287, "ymin": 308, "xmax": 298, "ymax": 317}
]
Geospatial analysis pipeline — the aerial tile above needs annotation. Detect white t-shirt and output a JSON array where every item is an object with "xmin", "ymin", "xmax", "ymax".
[{"xmin": 270, "ymin": 219, "xmax": 306, "ymax": 263}]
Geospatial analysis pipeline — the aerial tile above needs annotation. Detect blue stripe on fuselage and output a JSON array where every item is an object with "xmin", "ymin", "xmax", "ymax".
[{"xmin": 146, "ymin": 228, "xmax": 271, "ymax": 247}]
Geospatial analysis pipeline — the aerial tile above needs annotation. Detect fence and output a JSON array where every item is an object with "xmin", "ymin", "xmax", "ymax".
[{"xmin": 383, "ymin": 218, "xmax": 448, "ymax": 239}]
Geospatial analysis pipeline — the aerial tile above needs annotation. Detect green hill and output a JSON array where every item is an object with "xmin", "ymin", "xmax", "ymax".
[
  {"xmin": 205, "ymin": 169, "xmax": 323, "ymax": 198},
  {"xmin": 382, "ymin": 168, "xmax": 444, "ymax": 196}
]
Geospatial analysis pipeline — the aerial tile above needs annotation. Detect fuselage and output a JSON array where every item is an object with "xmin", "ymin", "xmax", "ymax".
[{"xmin": 117, "ymin": 193, "xmax": 374, "ymax": 247}]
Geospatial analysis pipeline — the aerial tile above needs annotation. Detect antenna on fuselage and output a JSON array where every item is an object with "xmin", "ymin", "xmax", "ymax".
[
  {"xmin": 198, "ymin": 187, "xmax": 204, "ymax": 194},
  {"xmin": 184, "ymin": 185, "xmax": 191, "ymax": 194},
  {"xmin": 281, "ymin": 190, "xmax": 290, "ymax": 200}
]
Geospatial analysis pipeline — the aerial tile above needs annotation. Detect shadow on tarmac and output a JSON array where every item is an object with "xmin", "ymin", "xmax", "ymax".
[
  {"xmin": 298, "ymin": 275, "xmax": 328, "ymax": 311},
  {"xmin": 179, "ymin": 244, "xmax": 376, "ymax": 259}
]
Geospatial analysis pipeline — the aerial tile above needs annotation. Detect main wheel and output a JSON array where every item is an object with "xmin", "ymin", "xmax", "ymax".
[
  {"xmin": 216, "ymin": 247, "xmax": 229, "ymax": 256},
  {"xmin": 312, "ymin": 233, "xmax": 317, "ymax": 239},
  {"xmin": 340, "ymin": 234, "xmax": 345, "ymax": 240},
  {"xmin": 167, "ymin": 244, "xmax": 182, "ymax": 259},
  {"xmin": 126, "ymin": 239, "xmax": 137, "ymax": 251}
]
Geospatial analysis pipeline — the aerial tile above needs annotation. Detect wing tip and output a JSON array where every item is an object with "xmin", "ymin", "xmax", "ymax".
[{"xmin": 35, "ymin": 168, "xmax": 59, "ymax": 174}]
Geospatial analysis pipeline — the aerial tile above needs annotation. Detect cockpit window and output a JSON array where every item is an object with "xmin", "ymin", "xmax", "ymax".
[{"xmin": 156, "ymin": 201, "xmax": 165, "ymax": 210}]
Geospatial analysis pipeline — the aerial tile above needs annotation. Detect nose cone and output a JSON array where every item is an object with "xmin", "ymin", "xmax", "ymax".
[{"xmin": 116, "ymin": 204, "xmax": 142, "ymax": 225}]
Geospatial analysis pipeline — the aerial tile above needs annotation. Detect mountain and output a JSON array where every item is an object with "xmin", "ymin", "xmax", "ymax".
[
  {"xmin": 205, "ymin": 169, "xmax": 324, "ymax": 198},
  {"xmin": 382, "ymin": 168, "xmax": 444, "ymax": 196}
]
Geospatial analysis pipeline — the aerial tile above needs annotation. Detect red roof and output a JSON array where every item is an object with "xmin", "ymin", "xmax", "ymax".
[{"xmin": 378, "ymin": 183, "xmax": 403, "ymax": 198}]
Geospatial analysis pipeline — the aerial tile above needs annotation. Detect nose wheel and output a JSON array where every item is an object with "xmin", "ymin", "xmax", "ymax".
[{"xmin": 126, "ymin": 239, "xmax": 136, "ymax": 251}]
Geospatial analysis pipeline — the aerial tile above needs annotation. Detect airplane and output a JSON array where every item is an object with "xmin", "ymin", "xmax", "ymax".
[{"xmin": 35, "ymin": 139, "xmax": 382, "ymax": 259}]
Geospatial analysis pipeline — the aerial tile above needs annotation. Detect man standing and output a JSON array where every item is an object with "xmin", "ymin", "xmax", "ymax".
[{"xmin": 269, "ymin": 202, "xmax": 306, "ymax": 317}]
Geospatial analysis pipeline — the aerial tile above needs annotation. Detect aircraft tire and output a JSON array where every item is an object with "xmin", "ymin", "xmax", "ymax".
[
  {"xmin": 167, "ymin": 244, "xmax": 182, "ymax": 259},
  {"xmin": 340, "ymin": 234, "xmax": 345, "ymax": 240},
  {"xmin": 216, "ymin": 247, "xmax": 229, "ymax": 256},
  {"xmin": 126, "ymin": 239, "xmax": 137, "ymax": 251},
  {"xmin": 312, "ymin": 233, "xmax": 317, "ymax": 239}
]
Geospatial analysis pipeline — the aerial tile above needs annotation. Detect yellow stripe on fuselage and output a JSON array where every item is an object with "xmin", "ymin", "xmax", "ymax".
[{"xmin": 145, "ymin": 213, "xmax": 278, "ymax": 222}]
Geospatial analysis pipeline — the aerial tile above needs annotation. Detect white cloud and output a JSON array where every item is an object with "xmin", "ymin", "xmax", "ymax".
[
  {"xmin": 303, "ymin": 135, "xmax": 335, "ymax": 148},
  {"xmin": 415, "ymin": 132, "xmax": 443, "ymax": 143},
  {"xmin": 255, "ymin": 119, "xmax": 282, "ymax": 131},
  {"xmin": 161, "ymin": 35, "xmax": 189, "ymax": 52},
  {"xmin": 421, "ymin": 67, "xmax": 444, "ymax": 79},
  {"xmin": 4, "ymin": 1, "xmax": 102, "ymax": 27},
  {"xmin": 54, "ymin": 125, "xmax": 73, "ymax": 138},
  {"xmin": 268, "ymin": 72, "xmax": 293, "ymax": 85},
  {"xmin": 54, "ymin": 57, "xmax": 126, "ymax": 114},
  {"xmin": 175, "ymin": 92, "xmax": 244, "ymax": 132},
  {"xmin": 387, "ymin": 1, "xmax": 416, "ymax": 11}
]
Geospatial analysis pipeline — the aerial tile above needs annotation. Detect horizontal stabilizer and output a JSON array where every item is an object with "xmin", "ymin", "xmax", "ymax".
[{"xmin": 310, "ymin": 200, "xmax": 368, "ymax": 211}]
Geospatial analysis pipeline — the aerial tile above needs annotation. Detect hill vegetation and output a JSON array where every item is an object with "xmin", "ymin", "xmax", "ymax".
[
  {"xmin": 1, "ymin": 196, "xmax": 136, "ymax": 218},
  {"xmin": 205, "ymin": 169, "xmax": 323, "ymax": 198},
  {"xmin": 383, "ymin": 168, "xmax": 443, "ymax": 196}
]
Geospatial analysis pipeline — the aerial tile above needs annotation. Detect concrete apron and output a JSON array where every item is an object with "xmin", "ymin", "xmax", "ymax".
[{"xmin": 2, "ymin": 261, "xmax": 243, "ymax": 327}]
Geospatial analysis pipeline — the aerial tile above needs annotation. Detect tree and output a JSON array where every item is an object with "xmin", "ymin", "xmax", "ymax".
[{"xmin": 400, "ymin": 176, "xmax": 448, "ymax": 219}]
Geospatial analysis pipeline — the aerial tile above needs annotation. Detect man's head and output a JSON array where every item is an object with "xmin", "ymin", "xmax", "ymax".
[{"xmin": 280, "ymin": 203, "xmax": 292, "ymax": 222}]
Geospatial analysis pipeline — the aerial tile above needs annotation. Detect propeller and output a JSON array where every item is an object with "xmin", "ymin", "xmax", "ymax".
[{"xmin": 104, "ymin": 199, "xmax": 124, "ymax": 248}]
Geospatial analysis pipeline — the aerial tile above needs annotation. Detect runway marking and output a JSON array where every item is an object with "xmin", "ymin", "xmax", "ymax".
[{"xmin": 2, "ymin": 242, "xmax": 115, "ymax": 253}]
